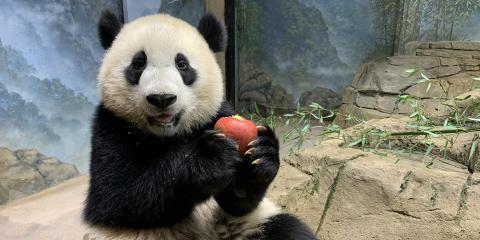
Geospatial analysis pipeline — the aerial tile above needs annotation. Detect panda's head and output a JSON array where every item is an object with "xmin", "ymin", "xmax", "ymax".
[{"xmin": 97, "ymin": 11, "xmax": 226, "ymax": 137}]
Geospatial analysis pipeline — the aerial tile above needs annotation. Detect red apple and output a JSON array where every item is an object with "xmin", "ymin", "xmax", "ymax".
[{"xmin": 214, "ymin": 115, "xmax": 258, "ymax": 154}]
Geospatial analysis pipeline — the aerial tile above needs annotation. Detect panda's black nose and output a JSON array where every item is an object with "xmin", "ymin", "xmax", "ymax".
[{"xmin": 146, "ymin": 94, "xmax": 177, "ymax": 108}]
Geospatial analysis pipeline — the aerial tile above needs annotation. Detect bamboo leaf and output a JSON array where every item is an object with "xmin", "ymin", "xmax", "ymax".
[
  {"xmin": 469, "ymin": 140, "xmax": 478, "ymax": 161},
  {"xmin": 420, "ymin": 72, "xmax": 430, "ymax": 81},
  {"xmin": 347, "ymin": 138, "xmax": 363, "ymax": 147},
  {"xmin": 406, "ymin": 69, "xmax": 418, "ymax": 77},
  {"xmin": 423, "ymin": 144, "xmax": 435, "ymax": 160}
]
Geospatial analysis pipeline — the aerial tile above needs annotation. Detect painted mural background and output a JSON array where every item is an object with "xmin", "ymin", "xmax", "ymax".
[{"xmin": 0, "ymin": 0, "xmax": 123, "ymax": 173}]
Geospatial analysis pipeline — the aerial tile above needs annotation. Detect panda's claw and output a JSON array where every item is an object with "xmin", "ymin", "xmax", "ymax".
[
  {"xmin": 251, "ymin": 158, "xmax": 262, "ymax": 165},
  {"xmin": 256, "ymin": 125, "xmax": 267, "ymax": 132},
  {"xmin": 247, "ymin": 140, "xmax": 258, "ymax": 147},
  {"xmin": 214, "ymin": 132, "xmax": 226, "ymax": 138},
  {"xmin": 244, "ymin": 148, "xmax": 255, "ymax": 156}
]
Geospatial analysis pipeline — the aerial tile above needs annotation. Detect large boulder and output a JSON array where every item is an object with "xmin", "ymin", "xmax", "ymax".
[
  {"xmin": 268, "ymin": 139, "xmax": 479, "ymax": 239},
  {"xmin": 238, "ymin": 64, "xmax": 296, "ymax": 113},
  {"xmin": 299, "ymin": 86, "xmax": 342, "ymax": 110},
  {"xmin": 0, "ymin": 147, "xmax": 79, "ymax": 204}
]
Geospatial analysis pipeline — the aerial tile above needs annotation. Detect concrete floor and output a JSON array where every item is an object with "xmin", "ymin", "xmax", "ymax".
[{"xmin": 0, "ymin": 176, "xmax": 89, "ymax": 240}]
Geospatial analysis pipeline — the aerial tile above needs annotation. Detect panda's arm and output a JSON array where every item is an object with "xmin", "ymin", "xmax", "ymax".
[{"xmin": 84, "ymin": 105, "xmax": 202, "ymax": 228}]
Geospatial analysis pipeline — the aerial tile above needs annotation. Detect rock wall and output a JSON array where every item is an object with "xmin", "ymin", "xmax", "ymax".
[
  {"xmin": 268, "ymin": 139, "xmax": 480, "ymax": 240},
  {"xmin": 336, "ymin": 41, "xmax": 480, "ymax": 126},
  {"xmin": 0, "ymin": 147, "xmax": 79, "ymax": 204}
]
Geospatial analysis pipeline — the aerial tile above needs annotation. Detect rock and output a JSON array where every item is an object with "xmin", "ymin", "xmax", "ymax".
[
  {"xmin": 431, "ymin": 41, "xmax": 453, "ymax": 49},
  {"xmin": 404, "ymin": 79, "xmax": 448, "ymax": 99},
  {"xmin": 0, "ymin": 146, "xmax": 79, "ymax": 205},
  {"xmin": 354, "ymin": 59, "xmax": 416, "ymax": 94},
  {"xmin": 277, "ymin": 139, "xmax": 479, "ymax": 239},
  {"xmin": 451, "ymin": 42, "xmax": 480, "ymax": 51},
  {"xmin": 354, "ymin": 93, "xmax": 397, "ymax": 114},
  {"xmin": 417, "ymin": 49, "xmax": 476, "ymax": 59},
  {"xmin": 458, "ymin": 58, "xmax": 479, "ymax": 66},
  {"xmin": 429, "ymin": 65, "xmax": 462, "ymax": 78},
  {"xmin": 341, "ymin": 86, "xmax": 355, "ymax": 104},
  {"xmin": 442, "ymin": 73, "xmax": 475, "ymax": 98},
  {"xmin": 238, "ymin": 64, "xmax": 295, "ymax": 113},
  {"xmin": 443, "ymin": 89, "xmax": 480, "ymax": 117},
  {"xmin": 0, "ymin": 184, "xmax": 8, "ymax": 205},
  {"xmin": 299, "ymin": 86, "xmax": 341, "ymax": 109},
  {"xmin": 440, "ymin": 57, "xmax": 459, "ymax": 66},
  {"xmin": 405, "ymin": 41, "xmax": 421, "ymax": 55},
  {"xmin": 3, "ymin": 164, "xmax": 47, "ymax": 201},
  {"xmin": 387, "ymin": 56, "xmax": 440, "ymax": 69},
  {"xmin": 270, "ymin": 85, "xmax": 296, "ymax": 112},
  {"xmin": 338, "ymin": 42, "xmax": 480, "ymax": 124},
  {"xmin": 0, "ymin": 147, "xmax": 18, "ymax": 168},
  {"xmin": 37, "ymin": 162, "xmax": 78, "ymax": 186},
  {"xmin": 354, "ymin": 93, "xmax": 376, "ymax": 109},
  {"xmin": 40, "ymin": 157, "xmax": 61, "ymax": 165},
  {"xmin": 422, "ymin": 98, "xmax": 451, "ymax": 120},
  {"xmin": 341, "ymin": 116, "xmax": 480, "ymax": 171},
  {"xmin": 15, "ymin": 149, "xmax": 42, "ymax": 166},
  {"xmin": 462, "ymin": 65, "xmax": 480, "ymax": 71}
]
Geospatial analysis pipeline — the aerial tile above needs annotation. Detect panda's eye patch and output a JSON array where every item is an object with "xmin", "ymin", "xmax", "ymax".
[
  {"xmin": 125, "ymin": 51, "xmax": 147, "ymax": 85},
  {"xmin": 131, "ymin": 51, "xmax": 147, "ymax": 70},
  {"xmin": 175, "ymin": 54, "xmax": 190, "ymax": 71},
  {"xmin": 175, "ymin": 53, "xmax": 197, "ymax": 86}
]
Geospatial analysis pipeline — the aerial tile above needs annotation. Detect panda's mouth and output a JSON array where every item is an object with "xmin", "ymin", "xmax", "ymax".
[{"xmin": 147, "ymin": 111, "xmax": 183, "ymax": 127}]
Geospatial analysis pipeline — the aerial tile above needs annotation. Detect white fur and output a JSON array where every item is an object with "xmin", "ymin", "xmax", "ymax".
[
  {"xmin": 99, "ymin": 14, "xmax": 224, "ymax": 136},
  {"xmin": 84, "ymin": 198, "xmax": 281, "ymax": 240}
]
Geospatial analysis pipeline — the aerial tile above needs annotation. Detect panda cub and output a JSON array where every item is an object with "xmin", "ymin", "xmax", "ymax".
[{"xmin": 84, "ymin": 11, "xmax": 317, "ymax": 240}]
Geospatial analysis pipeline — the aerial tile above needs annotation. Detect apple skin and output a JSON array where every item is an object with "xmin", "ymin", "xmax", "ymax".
[{"xmin": 214, "ymin": 115, "xmax": 258, "ymax": 154}]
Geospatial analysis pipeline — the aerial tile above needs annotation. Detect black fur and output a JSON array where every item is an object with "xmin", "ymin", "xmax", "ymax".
[
  {"xmin": 84, "ymin": 101, "xmax": 318, "ymax": 239},
  {"xmin": 84, "ymin": 102, "xmax": 240, "ymax": 228},
  {"xmin": 175, "ymin": 53, "xmax": 197, "ymax": 85},
  {"xmin": 124, "ymin": 51, "xmax": 147, "ymax": 85},
  {"xmin": 251, "ymin": 214, "xmax": 318, "ymax": 240},
  {"xmin": 197, "ymin": 13, "xmax": 227, "ymax": 52},
  {"xmin": 98, "ymin": 11, "xmax": 123, "ymax": 49}
]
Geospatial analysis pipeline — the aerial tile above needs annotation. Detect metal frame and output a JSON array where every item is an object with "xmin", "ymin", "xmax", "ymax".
[{"xmin": 224, "ymin": 0, "xmax": 237, "ymax": 109}]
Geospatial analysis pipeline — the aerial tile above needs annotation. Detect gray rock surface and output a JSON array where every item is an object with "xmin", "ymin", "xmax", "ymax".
[
  {"xmin": 238, "ymin": 64, "xmax": 296, "ymax": 113},
  {"xmin": 268, "ymin": 139, "xmax": 480, "ymax": 239},
  {"xmin": 299, "ymin": 86, "xmax": 341, "ymax": 110},
  {"xmin": 336, "ymin": 41, "xmax": 480, "ymax": 127},
  {"xmin": 0, "ymin": 147, "xmax": 78, "ymax": 204}
]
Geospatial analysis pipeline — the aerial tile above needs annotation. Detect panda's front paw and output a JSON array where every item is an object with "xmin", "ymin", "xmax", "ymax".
[
  {"xmin": 195, "ymin": 130, "xmax": 242, "ymax": 193},
  {"xmin": 242, "ymin": 125, "xmax": 280, "ymax": 184}
]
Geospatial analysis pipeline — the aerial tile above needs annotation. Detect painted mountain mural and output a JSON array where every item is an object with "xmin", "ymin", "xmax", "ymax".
[{"xmin": 0, "ymin": 0, "xmax": 122, "ymax": 172}]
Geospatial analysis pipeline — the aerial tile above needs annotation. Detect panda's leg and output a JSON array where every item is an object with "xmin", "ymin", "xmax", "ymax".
[{"xmin": 254, "ymin": 213, "xmax": 318, "ymax": 240}]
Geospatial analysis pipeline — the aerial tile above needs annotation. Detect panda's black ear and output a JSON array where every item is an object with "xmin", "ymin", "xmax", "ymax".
[
  {"xmin": 197, "ymin": 13, "xmax": 227, "ymax": 53},
  {"xmin": 98, "ymin": 11, "xmax": 123, "ymax": 49}
]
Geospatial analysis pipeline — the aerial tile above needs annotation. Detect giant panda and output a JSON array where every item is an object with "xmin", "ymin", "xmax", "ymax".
[{"xmin": 83, "ymin": 11, "xmax": 317, "ymax": 240}]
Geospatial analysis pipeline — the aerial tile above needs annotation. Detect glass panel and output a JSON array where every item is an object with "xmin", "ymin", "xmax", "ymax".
[
  {"xmin": 236, "ymin": 0, "xmax": 480, "ymax": 114},
  {"xmin": 125, "ymin": 0, "xmax": 206, "ymax": 24},
  {"xmin": 0, "ymin": 0, "xmax": 122, "ymax": 204}
]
